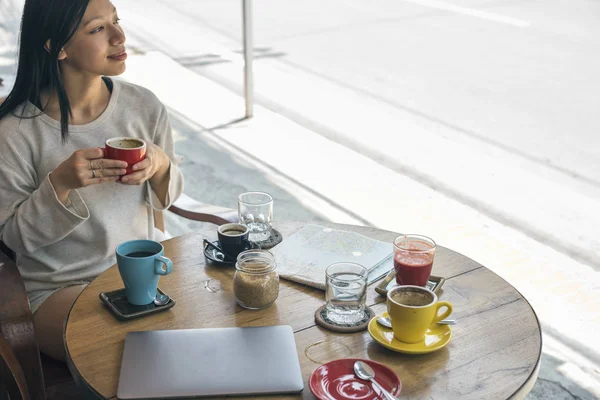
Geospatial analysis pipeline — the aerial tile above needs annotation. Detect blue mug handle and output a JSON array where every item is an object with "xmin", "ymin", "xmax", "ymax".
[{"xmin": 154, "ymin": 256, "xmax": 173, "ymax": 275}]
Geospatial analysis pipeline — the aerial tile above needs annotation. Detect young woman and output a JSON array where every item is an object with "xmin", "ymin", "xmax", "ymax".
[{"xmin": 0, "ymin": 0, "xmax": 184, "ymax": 361}]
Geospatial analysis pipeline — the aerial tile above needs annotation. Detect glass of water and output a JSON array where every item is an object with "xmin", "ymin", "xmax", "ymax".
[
  {"xmin": 325, "ymin": 262, "xmax": 368, "ymax": 325},
  {"xmin": 238, "ymin": 192, "xmax": 273, "ymax": 242}
]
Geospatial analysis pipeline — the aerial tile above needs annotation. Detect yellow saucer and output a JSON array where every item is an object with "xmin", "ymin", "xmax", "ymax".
[{"xmin": 368, "ymin": 312, "xmax": 452, "ymax": 354}]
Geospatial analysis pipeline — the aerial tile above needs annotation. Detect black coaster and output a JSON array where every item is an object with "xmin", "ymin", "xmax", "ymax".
[
  {"xmin": 253, "ymin": 228, "xmax": 283, "ymax": 249},
  {"xmin": 374, "ymin": 271, "xmax": 446, "ymax": 297},
  {"xmin": 99, "ymin": 287, "xmax": 175, "ymax": 321},
  {"xmin": 314, "ymin": 304, "xmax": 375, "ymax": 333}
]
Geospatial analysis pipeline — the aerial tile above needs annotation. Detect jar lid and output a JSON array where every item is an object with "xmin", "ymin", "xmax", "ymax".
[{"xmin": 236, "ymin": 250, "xmax": 276, "ymax": 274}]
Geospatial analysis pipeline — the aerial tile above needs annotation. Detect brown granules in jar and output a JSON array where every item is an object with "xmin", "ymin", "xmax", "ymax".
[{"xmin": 234, "ymin": 265, "xmax": 279, "ymax": 309}]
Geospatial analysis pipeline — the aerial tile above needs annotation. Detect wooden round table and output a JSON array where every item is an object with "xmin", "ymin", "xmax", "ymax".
[{"xmin": 65, "ymin": 222, "xmax": 541, "ymax": 399}]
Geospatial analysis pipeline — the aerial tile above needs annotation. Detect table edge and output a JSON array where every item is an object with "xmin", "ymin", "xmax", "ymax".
[
  {"xmin": 64, "ymin": 288, "xmax": 107, "ymax": 400},
  {"xmin": 505, "ymin": 281, "xmax": 544, "ymax": 399}
]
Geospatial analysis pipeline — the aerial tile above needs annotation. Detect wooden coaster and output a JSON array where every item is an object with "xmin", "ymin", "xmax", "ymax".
[
  {"xmin": 314, "ymin": 305, "xmax": 375, "ymax": 333},
  {"xmin": 253, "ymin": 228, "xmax": 282, "ymax": 249}
]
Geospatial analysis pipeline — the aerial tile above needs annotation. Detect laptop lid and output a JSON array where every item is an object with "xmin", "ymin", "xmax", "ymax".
[{"xmin": 117, "ymin": 325, "xmax": 304, "ymax": 399}]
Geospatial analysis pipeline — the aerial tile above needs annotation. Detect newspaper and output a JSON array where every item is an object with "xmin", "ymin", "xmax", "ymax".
[{"xmin": 270, "ymin": 224, "xmax": 393, "ymax": 290}]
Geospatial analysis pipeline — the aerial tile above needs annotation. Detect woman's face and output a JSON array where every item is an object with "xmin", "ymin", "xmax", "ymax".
[{"xmin": 60, "ymin": 0, "xmax": 127, "ymax": 78}]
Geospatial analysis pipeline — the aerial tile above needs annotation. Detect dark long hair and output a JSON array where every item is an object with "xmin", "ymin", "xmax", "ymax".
[{"xmin": 0, "ymin": 0, "xmax": 90, "ymax": 142}]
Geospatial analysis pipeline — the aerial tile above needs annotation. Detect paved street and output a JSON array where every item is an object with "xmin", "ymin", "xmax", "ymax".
[
  {"xmin": 1, "ymin": 0, "xmax": 599, "ymax": 398},
  {"xmin": 121, "ymin": 0, "xmax": 600, "ymax": 269}
]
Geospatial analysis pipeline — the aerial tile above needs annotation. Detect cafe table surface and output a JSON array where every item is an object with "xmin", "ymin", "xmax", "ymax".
[{"xmin": 64, "ymin": 221, "xmax": 542, "ymax": 400}]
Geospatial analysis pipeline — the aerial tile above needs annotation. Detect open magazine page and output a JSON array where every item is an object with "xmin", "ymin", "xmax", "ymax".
[{"xmin": 271, "ymin": 224, "xmax": 393, "ymax": 290}]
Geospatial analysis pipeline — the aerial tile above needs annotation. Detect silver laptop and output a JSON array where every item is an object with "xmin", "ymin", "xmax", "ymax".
[{"xmin": 117, "ymin": 325, "xmax": 304, "ymax": 399}]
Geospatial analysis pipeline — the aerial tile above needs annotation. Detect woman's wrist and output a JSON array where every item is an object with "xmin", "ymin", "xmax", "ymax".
[
  {"xmin": 152, "ymin": 151, "xmax": 171, "ymax": 181},
  {"xmin": 49, "ymin": 171, "xmax": 71, "ymax": 204},
  {"xmin": 147, "ymin": 151, "xmax": 171, "ymax": 206},
  {"xmin": 148, "ymin": 151, "xmax": 171, "ymax": 198}
]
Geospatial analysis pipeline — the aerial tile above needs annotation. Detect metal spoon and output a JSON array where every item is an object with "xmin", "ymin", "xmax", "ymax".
[
  {"xmin": 203, "ymin": 239, "xmax": 236, "ymax": 261},
  {"xmin": 153, "ymin": 293, "xmax": 170, "ymax": 306},
  {"xmin": 377, "ymin": 315, "xmax": 456, "ymax": 329},
  {"xmin": 353, "ymin": 361, "xmax": 398, "ymax": 400}
]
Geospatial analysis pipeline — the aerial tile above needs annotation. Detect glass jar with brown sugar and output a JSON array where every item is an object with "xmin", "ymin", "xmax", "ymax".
[{"xmin": 233, "ymin": 250, "xmax": 279, "ymax": 310}]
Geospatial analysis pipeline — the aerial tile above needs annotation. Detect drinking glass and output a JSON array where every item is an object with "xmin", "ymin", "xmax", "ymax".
[
  {"xmin": 238, "ymin": 192, "xmax": 273, "ymax": 242},
  {"xmin": 393, "ymin": 234, "xmax": 436, "ymax": 286},
  {"xmin": 324, "ymin": 262, "xmax": 368, "ymax": 325}
]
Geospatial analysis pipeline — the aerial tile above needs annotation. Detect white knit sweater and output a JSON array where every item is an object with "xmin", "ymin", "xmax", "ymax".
[{"xmin": 0, "ymin": 78, "xmax": 184, "ymax": 307}]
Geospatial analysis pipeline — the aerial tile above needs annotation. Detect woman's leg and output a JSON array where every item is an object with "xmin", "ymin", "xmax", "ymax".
[{"xmin": 32, "ymin": 285, "xmax": 87, "ymax": 362}]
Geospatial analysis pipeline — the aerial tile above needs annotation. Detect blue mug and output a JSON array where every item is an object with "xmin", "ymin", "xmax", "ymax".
[{"xmin": 116, "ymin": 240, "xmax": 173, "ymax": 305}]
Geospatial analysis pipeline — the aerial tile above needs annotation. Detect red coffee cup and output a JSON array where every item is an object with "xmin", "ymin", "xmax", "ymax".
[
  {"xmin": 103, "ymin": 137, "xmax": 146, "ymax": 175},
  {"xmin": 393, "ymin": 234, "xmax": 436, "ymax": 287}
]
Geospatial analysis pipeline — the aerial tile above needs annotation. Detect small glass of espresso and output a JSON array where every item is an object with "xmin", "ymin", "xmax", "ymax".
[
  {"xmin": 393, "ymin": 234, "xmax": 436, "ymax": 287},
  {"xmin": 217, "ymin": 223, "xmax": 250, "ymax": 259}
]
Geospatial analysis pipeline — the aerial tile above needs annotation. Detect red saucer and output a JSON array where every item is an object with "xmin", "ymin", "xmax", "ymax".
[{"xmin": 309, "ymin": 358, "xmax": 402, "ymax": 400}]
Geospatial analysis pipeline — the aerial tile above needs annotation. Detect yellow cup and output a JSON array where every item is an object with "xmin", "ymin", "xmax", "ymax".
[{"xmin": 387, "ymin": 285, "xmax": 453, "ymax": 343}]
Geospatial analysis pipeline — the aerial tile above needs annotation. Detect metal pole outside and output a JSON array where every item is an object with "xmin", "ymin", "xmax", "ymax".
[{"xmin": 242, "ymin": 0, "xmax": 253, "ymax": 118}]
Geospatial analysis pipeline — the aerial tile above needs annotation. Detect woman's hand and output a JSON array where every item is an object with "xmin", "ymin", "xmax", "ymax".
[
  {"xmin": 50, "ymin": 148, "xmax": 128, "ymax": 203},
  {"xmin": 121, "ymin": 143, "xmax": 171, "ymax": 206},
  {"xmin": 120, "ymin": 143, "xmax": 170, "ymax": 186}
]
